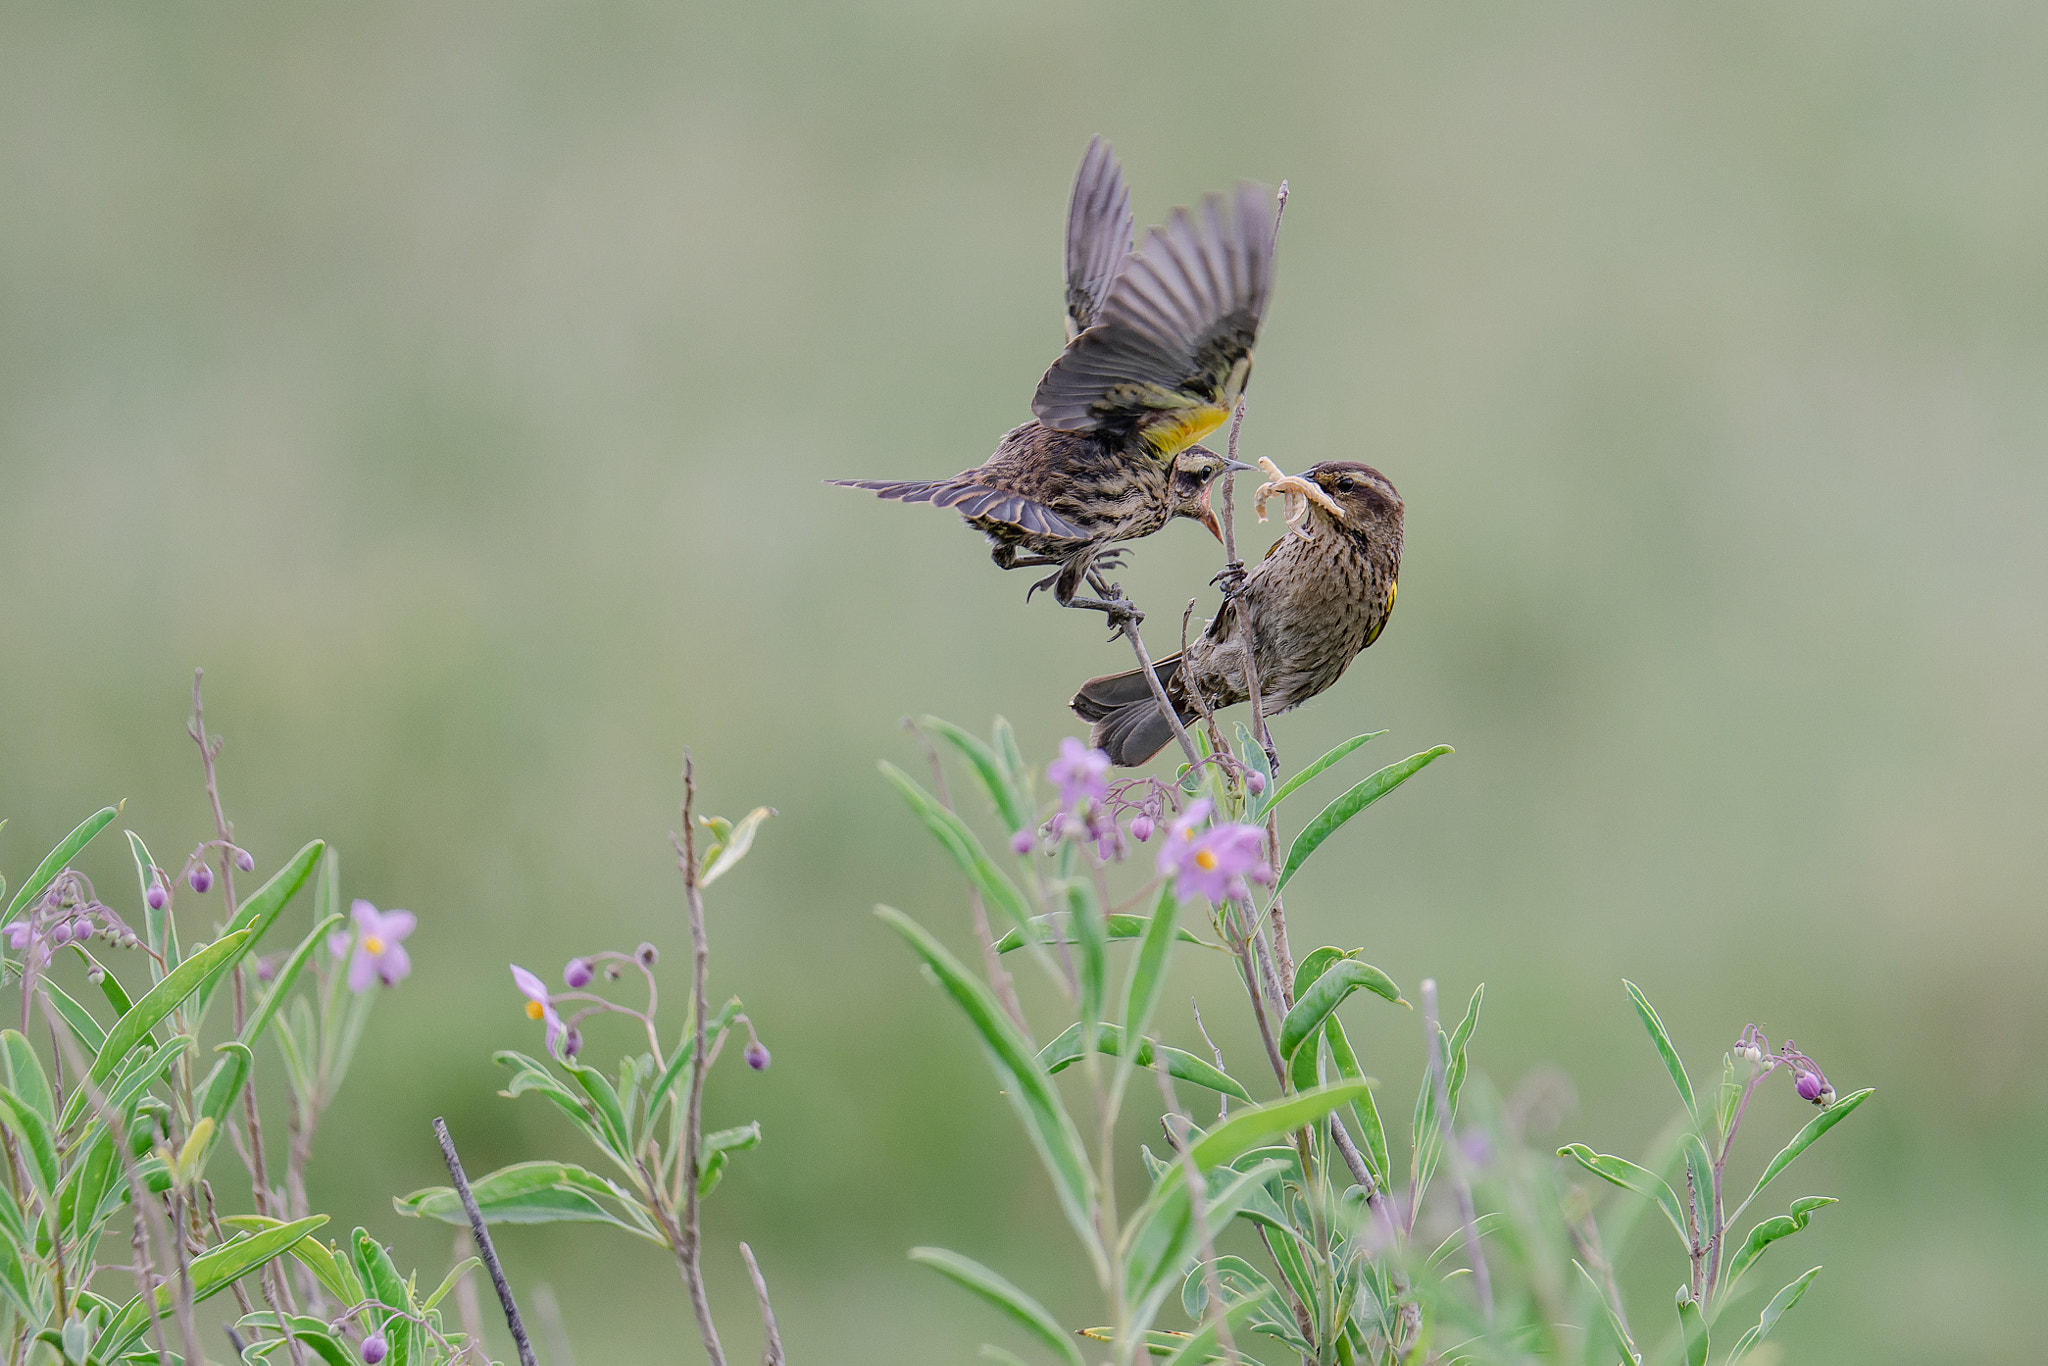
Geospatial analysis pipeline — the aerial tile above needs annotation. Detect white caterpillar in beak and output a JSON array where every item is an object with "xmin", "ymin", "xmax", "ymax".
[{"xmin": 1253, "ymin": 457, "xmax": 1343, "ymax": 539}]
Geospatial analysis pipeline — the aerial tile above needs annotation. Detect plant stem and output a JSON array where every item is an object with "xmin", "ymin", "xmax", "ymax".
[
  {"xmin": 739, "ymin": 1243, "xmax": 784, "ymax": 1366},
  {"xmin": 433, "ymin": 1117, "xmax": 538, "ymax": 1366},
  {"xmin": 676, "ymin": 755, "xmax": 731, "ymax": 1366},
  {"xmin": 1421, "ymin": 979, "xmax": 1492, "ymax": 1324}
]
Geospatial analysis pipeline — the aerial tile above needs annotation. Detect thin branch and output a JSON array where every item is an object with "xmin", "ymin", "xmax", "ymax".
[
  {"xmin": 739, "ymin": 1243, "xmax": 785, "ymax": 1366},
  {"xmin": 432, "ymin": 1117, "xmax": 538, "ymax": 1366},
  {"xmin": 676, "ymin": 755, "xmax": 732, "ymax": 1366},
  {"xmin": 1117, "ymin": 610, "xmax": 1202, "ymax": 769},
  {"xmin": 1421, "ymin": 979, "xmax": 1492, "ymax": 1324}
]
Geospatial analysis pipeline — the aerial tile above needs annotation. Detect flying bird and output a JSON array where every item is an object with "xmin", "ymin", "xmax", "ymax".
[
  {"xmin": 1070, "ymin": 461, "xmax": 1404, "ymax": 767},
  {"xmin": 833, "ymin": 138, "xmax": 1274, "ymax": 618}
]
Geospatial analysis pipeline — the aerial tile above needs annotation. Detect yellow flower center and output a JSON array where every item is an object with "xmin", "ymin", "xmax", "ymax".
[
  {"xmin": 525, "ymin": 1000, "xmax": 545, "ymax": 1020},
  {"xmin": 1194, "ymin": 849, "xmax": 1218, "ymax": 872},
  {"xmin": 363, "ymin": 935, "xmax": 385, "ymax": 955}
]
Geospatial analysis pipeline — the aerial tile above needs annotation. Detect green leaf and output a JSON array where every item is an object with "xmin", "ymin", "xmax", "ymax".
[
  {"xmin": 1742, "ymin": 1089, "xmax": 1873, "ymax": 1210},
  {"xmin": 191, "ymin": 840, "xmax": 323, "ymax": 1020},
  {"xmin": 1557, "ymin": 1144, "xmax": 1688, "ymax": 1248},
  {"xmin": 241, "ymin": 914, "xmax": 345, "ymax": 1049},
  {"xmin": 1425, "ymin": 1211, "xmax": 1507, "ymax": 1269},
  {"xmin": 993, "ymin": 913, "xmax": 1218, "ymax": 955},
  {"xmin": 1257, "ymin": 732, "xmax": 1386, "ymax": 816},
  {"xmin": 697, "ymin": 1121, "xmax": 763, "ymax": 1197},
  {"xmin": 1037, "ymin": 1024, "xmax": 1250, "ymax": 1101},
  {"xmin": 397, "ymin": 1161, "xmax": 660, "ymax": 1242},
  {"xmin": 1716, "ymin": 1053, "xmax": 1742, "ymax": 1143},
  {"xmin": 93, "ymin": 1215, "xmax": 328, "ymax": 1361},
  {"xmin": 0, "ymin": 1090, "xmax": 58, "ymax": 1195},
  {"xmin": 1190, "ymin": 1080, "xmax": 1375, "ymax": 1172},
  {"xmin": 1277, "ymin": 747, "xmax": 1452, "ymax": 889},
  {"xmin": 1727, "ymin": 1267, "xmax": 1821, "ymax": 1362},
  {"xmin": 910, "ymin": 1247, "xmax": 1085, "ymax": 1366},
  {"xmin": 1624, "ymin": 980, "xmax": 1699, "ymax": 1130},
  {"xmin": 1571, "ymin": 1259, "xmax": 1640, "ymax": 1364},
  {"xmin": 1122, "ymin": 884, "xmax": 1180, "ymax": 1051},
  {"xmin": 90, "ymin": 930, "xmax": 251, "ymax": 1088},
  {"xmin": 643, "ymin": 998, "xmax": 741, "ymax": 1126},
  {"xmin": 274, "ymin": 1233, "xmax": 364, "ymax": 1308},
  {"xmin": 1278, "ymin": 960, "xmax": 1405, "ymax": 1061},
  {"xmin": 0, "ymin": 1031, "xmax": 54, "ymax": 1129},
  {"xmin": 197, "ymin": 1041, "xmax": 255, "ymax": 1130},
  {"xmin": 1321, "ymin": 1019, "xmax": 1387, "ymax": 1183},
  {"xmin": 1068, "ymin": 873, "xmax": 1107, "ymax": 1026},
  {"xmin": 919, "ymin": 717, "xmax": 1032, "ymax": 836},
  {"xmin": 422, "ymin": 1256, "xmax": 481, "ymax": 1312},
  {"xmin": 1124, "ymin": 1163, "xmax": 1280, "ymax": 1335},
  {"xmin": 1162, "ymin": 1289, "xmax": 1271, "ymax": 1366},
  {"xmin": 876, "ymin": 906, "xmax": 1097, "ymax": 1254},
  {"xmin": 879, "ymin": 764, "xmax": 1032, "ymax": 931},
  {"xmin": 42, "ymin": 977, "xmax": 108, "ymax": 1055},
  {"xmin": 993, "ymin": 716, "xmax": 1027, "ymax": 788},
  {"xmin": 1724, "ymin": 1197, "xmax": 1836, "ymax": 1292},
  {"xmin": 1234, "ymin": 722, "xmax": 1272, "ymax": 801},
  {"xmin": 351, "ymin": 1229, "xmax": 417, "ymax": 1366},
  {"xmin": 699, "ymin": 806, "xmax": 776, "ymax": 888},
  {"xmin": 1677, "ymin": 1293, "xmax": 1708, "ymax": 1366},
  {"xmin": 6, "ymin": 807, "xmax": 119, "ymax": 920},
  {"xmin": 126, "ymin": 830, "xmax": 175, "ymax": 979},
  {"xmin": 564, "ymin": 1059, "xmax": 632, "ymax": 1158}
]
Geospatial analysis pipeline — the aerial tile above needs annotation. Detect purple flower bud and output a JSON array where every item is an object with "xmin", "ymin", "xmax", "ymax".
[
  {"xmin": 1130, "ymin": 815, "xmax": 1154, "ymax": 843},
  {"xmin": 145, "ymin": 882, "xmax": 168, "ymax": 911},
  {"xmin": 235, "ymin": 848, "xmax": 255, "ymax": 872},
  {"xmin": 636, "ymin": 942, "xmax": 658, "ymax": 967},
  {"xmin": 1794, "ymin": 1070, "xmax": 1825, "ymax": 1103},
  {"xmin": 563, "ymin": 958, "xmax": 594, "ymax": 989},
  {"xmin": 255, "ymin": 956, "xmax": 277, "ymax": 983},
  {"xmin": 563, "ymin": 1027, "xmax": 583, "ymax": 1058},
  {"xmin": 46, "ymin": 920, "xmax": 72, "ymax": 946},
  {"xmin": 188, "ymin": 864, "xmax": 213, "ymax": 894},
  {"xmin": 361, "ymin": 1332, "xmax": 388, "ymax": 1364},
  {"xmin": 745, "ymin": 1041, "xmax": 771, "ymax": 1071},
  {"xmin": 1009, "ymin": 829, "xmax": 1034, "ymax": 856},
  {"xmin": 1246, "ymin": 770, "xmax": 1266, "ymax": 795}
]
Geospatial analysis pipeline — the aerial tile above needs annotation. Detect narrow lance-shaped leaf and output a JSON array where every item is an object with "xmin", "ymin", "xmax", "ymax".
[
  {"xmin": 1741, "ymin": 1088, "xmax": 1873, "ymax": 1211},
  {"xmin": 1677, "ymin": 1293, "xmax": 1708, "ymax": 1366},
  {"xmin": 1257, "ymin": 731, "xmax": 1386, "ymax": 816},
  {"xmin": 918, "ymin": 716, "xmax": 1032, "ymax": 835},
  {"xmin": 1557, "ymin": 1144, "xmax": 1689, "ymax": 1250},
  {"xmin": 1727, "ymin": 1268, "xmax": 1821, "ymax": 1363},
  {"xmin": 1723, "ymin": 1196, "xmax": 1836, "ymax": 1291},
  {"xmin": 1278, "ymin": 747, "xmax": 1453, "ymax": 890},
  {"xmin": 993, "ymin": 912, "xmax": 1218, "ymax": 955},
  {"xmin": 910, "ymin": 1248, "xmax": 1085, "ymax": 1366},
  {"xmin": 93, "ymin": 1215, "xmax": 329, "ymax": 1361},
  {"xmin": 876, "ymin": 907, "xmax": 1099, "ymax": 1259},
  {"xmin": 190, "ymin": 840, "xmax": 324, "ymax": 1020},
  {"xmin": 397, "ymin": 1162, "xmax": 661, "ymax": 1243},
  {"xmin": 5, "ymin": 806, "xmax": 119, "ymax": 920},
  {"xmin": 1122, "ymin": 884, "xmax": 1180, "ymax": 1049},
  {"xmin": 878, "ymin": 764, "xmax": 1033, "ymax": 931},
  {"xmin": 1572, "ymin": 1259, "xmax": 1640, "ymax": 1365},
  {"xmin": 1067, "ymin": 872, "xmax": 1107, "ymax": 1027},
  {"xmin": 699, "ymin": 806, "xmax": 776, "ymax": 888},
  {"xmin": 1189, "ymin": 1081, "xmax": 1376, "ymax": 1172},
  {"xmin": 1625, "ymin": 979, "xmax": 1699, "ymax": 1130},
  {"xmin": 1324, "ymin": 1018, "xmax": 1389, "ymax": 1184},
  {"xmin": 1162, "ymin": 1290, "xmax": 1271, "ymax": 1366},
  {"xmin": 88, "ymin": 929, "xmax": 252, "ymax": 1087},
  {"xmin": 1037, "ymin": 1023, "xmax": 1250, "ymax": 1101},
  {"xmin": 1278, "ymin": 959, "xmax": 1405, "ymax": 1061},
  {"xmin": 127, "ymin": 830, "xmax": 175, "ymax": 979},
  {"xmin": 241, "ymin": 913, "xmax": 345, "ymax": 1049}
]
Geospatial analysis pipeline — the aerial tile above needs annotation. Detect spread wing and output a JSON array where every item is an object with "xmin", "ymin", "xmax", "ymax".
[
  {"xmin": 1033, "ymin": 181, "xmax": 1277, "ymax": 448},
  {"xmin": 1065, "ymin": 136, "xmax": 1133, "ymax": 340}
]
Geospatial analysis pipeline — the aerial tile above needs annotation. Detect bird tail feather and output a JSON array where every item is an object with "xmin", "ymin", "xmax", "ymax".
[{"xmin": 1071, "ymin": 654, "xmax": 1190, "ymax": 767}]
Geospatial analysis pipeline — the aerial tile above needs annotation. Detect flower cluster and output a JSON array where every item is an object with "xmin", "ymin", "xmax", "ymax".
[
  {"xmin": 1734, "ymin": 1024, "xmax": 1836, "ymax": 1107},
  {"xmin": 3, "ymin": 871, "xmax": 139, "ymax": 975},
  {"xmin": 509, "ymin": 943, "xmax": 770, "ymax": 1068},
  {"xmin": 1156, "ymin": 799, "xmax": 1272, "ymax": 905}
]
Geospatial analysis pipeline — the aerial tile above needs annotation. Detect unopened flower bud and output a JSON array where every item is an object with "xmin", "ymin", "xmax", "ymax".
[
  {"xmin": 1817, "ymin": 1085, "xmax": 1835, "ymax": 1106},
  {"xmin": 188, "ymin": 864, "xmax": 213, "ymax": 894},
  {"xmin": 563, "ymin": 958, "xmax": 594, "ymax": 989},
  {"xmin": 605, "ymin": 964, "xmax": 622, "ymax": 980},
  {"xmin": 361, "ymin": 1332, "xmax": 388, "ymax": 1364},
  {"xmin": 1009, "ymin": 829, "xmax": 1034, "ymax": 856},
  {"xmin": 745, "ymin": 1041, "xmax": 771, "ymax": 1071},
  {"xmin": 636, "ymin": 942, "xmax": 658, "ymax": 967},
  {"xmin": 234, "ymin": 848, "xmax": 255, "ymax": 872},
  {"xmin": 47, "ymin": 921, "xmax": 72, "ymax": 945},
  {"xmin": 1130, "ymin": 816, "xmax": 1154, "ymax": 843},
  {"xmin": 1794, "ymin": 1070, "xmax": 1825, "ymax": 1103},
  {"xmin": 563, "ymin": 1027, "xmax": 583, "ymax": 1058},
  {"xmin": 1246, "ymin": 770, "xmax": 1266, "ymax": 795},
  {"xmin": 146, "ymin": 882, "xmax": 168, "ymax": 911},
  {"xmin": 256, "ymin": 956, "xmax": 278, "ymax": 983},
  {"xmin": 87, "ymin": 967, "xmax": 105, "ymax": 985}
]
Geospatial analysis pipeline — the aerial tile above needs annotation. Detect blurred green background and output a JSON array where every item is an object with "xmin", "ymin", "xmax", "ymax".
[{"xmin": 3, "ymin": 0, "xmax": 2043, "ymax": 1360}]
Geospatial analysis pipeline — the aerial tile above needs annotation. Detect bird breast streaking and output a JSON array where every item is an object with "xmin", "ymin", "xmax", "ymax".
[
  {"xmin": 1070, "ymin": 461, "xmax": 1405, "ymax": 767},
  {"xmin": 833, "ymin": 138, "xmax": 1274, "ymax": 619}
]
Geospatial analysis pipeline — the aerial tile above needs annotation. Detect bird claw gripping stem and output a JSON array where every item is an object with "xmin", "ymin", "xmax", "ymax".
[{"xmin": 1210, "ymin": 559, "xmax": 1249, "ymax": 600}]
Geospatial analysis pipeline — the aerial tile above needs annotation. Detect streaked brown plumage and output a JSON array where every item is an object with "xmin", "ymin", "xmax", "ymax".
[
  {"xmin": 1071, "ymin": 461, "xmax": 1405, "ymax": 767},
  {"xmin": 832, "ymin": 138, "xmax": 1274, "ymax": 612}
]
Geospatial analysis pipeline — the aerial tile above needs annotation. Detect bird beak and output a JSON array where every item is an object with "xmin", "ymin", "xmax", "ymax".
[
  {"xmin": 1198, "ymin": 485, "xmax": 1225, "ymax": 544},
  {"xmin": 1223, "ymin": 458, "xmax": 1257, "ymax": 473}
]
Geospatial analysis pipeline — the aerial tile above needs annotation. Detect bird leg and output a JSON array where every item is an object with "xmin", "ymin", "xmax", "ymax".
[
  {"xmin": 1065, "ymin": 589, "xmax": 1144, "ymax": 639},
  {"xmin": 1210, "ymin": 560, "xmax": 1248, "ymax": 600}
]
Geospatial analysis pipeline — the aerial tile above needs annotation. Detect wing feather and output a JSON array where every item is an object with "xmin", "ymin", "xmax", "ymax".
[{"xmin": 1065, "ymin": 137, "xmax": 1134, "ymax": 339}]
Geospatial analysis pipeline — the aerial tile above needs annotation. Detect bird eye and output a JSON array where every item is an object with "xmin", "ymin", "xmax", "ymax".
[{"xmin": 1337, "ymin": 476, "xmax": 1357, "ymax": 493}]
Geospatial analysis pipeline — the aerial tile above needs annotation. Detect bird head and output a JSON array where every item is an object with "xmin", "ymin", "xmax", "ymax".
[
  {"xmin": 1302, "ymin": 462, "xmax": 1403, "ymax": 537},
  {"xmin": 1169, "ymin": 445, "xmax": 1257, "ymax": 544}
]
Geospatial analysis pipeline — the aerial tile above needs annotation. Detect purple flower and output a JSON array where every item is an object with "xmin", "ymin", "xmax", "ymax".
[
  {"xmin": 345, "ymin": 901, "xmax": 414, "ymax": 991},
  {"xmin": 1156, "ymin": 800, "xmax": 1272, "ymax": 905},
  {"xmin": 512, "ymin": 965, "xmax": 567, "ymax": 1055},
  {"xmin": 563, "ymin": 958, "xmax": 594, "ymax": 989},
  {"xmin": 361, "ymin": 1332, "xmax": 388, "ymax": 1364},
  {"xmin": 188, "ymin": 864, "xmax": 213, "ymax": 894},
  {"xmin": 1048, "ymin": 738, "xmax": 1110, "ymax": 813},
  {"xmin": 745, "ymin": 1041, "xmax": 771, "ymax": 1071},
  {"xmin": 2, "ymin": 922, "xmax": 30, "ymax": 951}
]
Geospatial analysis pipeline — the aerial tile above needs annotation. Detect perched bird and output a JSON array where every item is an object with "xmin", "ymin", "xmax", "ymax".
[
  {"xmin": 833, "ymin": 138, "xmax": 1274, "ymax": 616},
  {"xmin": 1070, "ymin": 461, "xmax": 1404, "ymax": 767}
]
